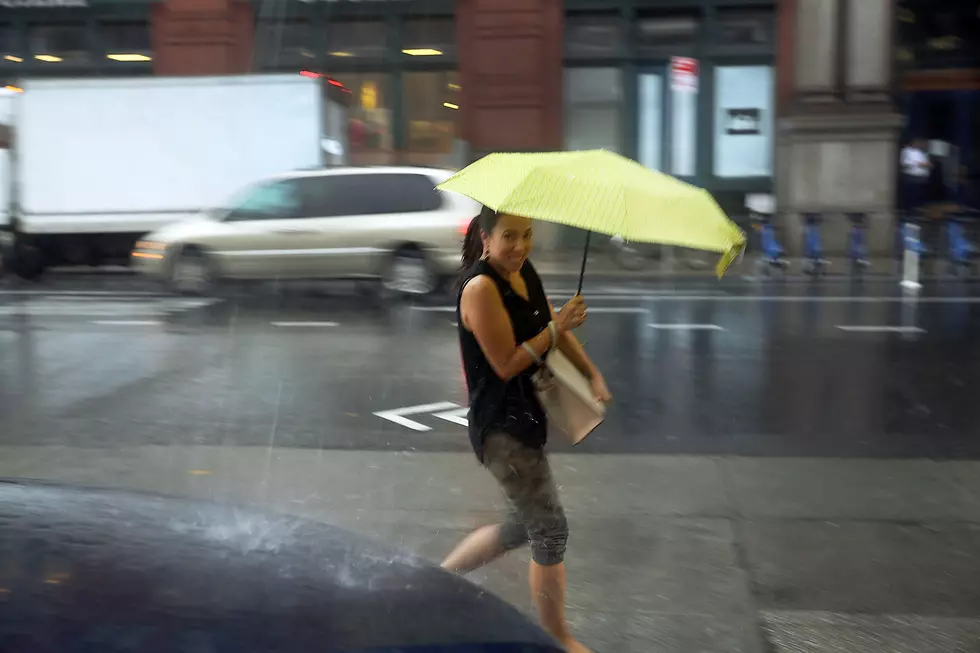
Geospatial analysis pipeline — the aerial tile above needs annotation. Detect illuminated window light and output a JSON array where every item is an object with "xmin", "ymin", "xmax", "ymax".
[
  {"xmin": 444, "ymin": 102, "xmax": 459, "ymax": 110},
  {"xmin": 107, "ymin": 53, "xmax": 152, "ymax": 62},
  {"xmin": 35, "ymin": 54, "xmax": 63, "ymax": 63},
  {"xmin": 448, "ymin": 83, "xmax": 461, "ymax": 90},
  {"xmin": 300, "ymin": 70, "xmax": 320, "ymax": 79},
  {"xmin": 403, "ymin": 48, "xmax": 443, "ymax": 56},
  {"xmin": 329, "ymin": 51, "xmax": 354, "ymax": 57},
  {"xmin": 4, "ymin": 55, "xmax": 23, "ymax": 63}
]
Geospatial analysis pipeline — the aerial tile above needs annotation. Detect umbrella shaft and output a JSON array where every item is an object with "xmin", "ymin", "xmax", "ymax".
[{"xmin": 577, "ymin": 231, "xmax": 592, "ymax": 296}]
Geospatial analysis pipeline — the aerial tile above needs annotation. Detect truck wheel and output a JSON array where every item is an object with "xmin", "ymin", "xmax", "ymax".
[
  {"xmin": 10, "ymin": 244, "xmax": 46, "ymax": 281},
  {"xmin": 381, "ymin": 248, "xmax": 438, "ymax": 297},
  {"xmin": 169, "ymin": 247, "xmax": 217, "ymax": 296}
]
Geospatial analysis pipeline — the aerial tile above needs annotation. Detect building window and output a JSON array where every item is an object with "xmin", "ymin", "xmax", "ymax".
[
  {"xmin": 1, "ymin": 24, "xmax": 22, "ymax": 64},
  {"xmin": 403, "ymin": 71, "xmax": 460, "ymax": 165},
  {"xmin": 715, "ymin": 9, "xmax": 775, "ymax": 47},
  {"xmin": 403, "ymin": 17, "xmax": 455, "ymax": 58},
  {"xmin": 28, "ymin": 23, "xmax": 90, "ymax": 65},
  {"xmin": 565, "ymin": 68, "xmax": 622, "ymax": 153},
  {"xmin": 327, "ymin": 20, "xmax": 386, "ymax": 60},
  {"xmin": 636, "ymin": 12, "xmax": 699, "ymax": 54},
  {"xmin": 100, "ymin": 22, "xmax": 152, "ymax": 65},
  {"xmin": 714, "ymin": 66, "xmax": 774, "ymax": 178},
  {"xmin": 565, "ymin": 13, "xmax": 622, "ymax": 59},
  {"xmin": 255, "ymin": 19, "xmax": 316, "ymax": 68},
  {"xmin": 329, "ymin": 73, "xmax": 393, "ymax": 165}
]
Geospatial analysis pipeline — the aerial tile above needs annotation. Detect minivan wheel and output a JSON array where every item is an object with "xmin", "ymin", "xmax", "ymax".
[
  {"xmin": 382, "ymin": 250, "xmax": 438, "ymax": 297},
  {"xmin": 169, "ymin": 247, "xmax": 216, "ymax": 295}
]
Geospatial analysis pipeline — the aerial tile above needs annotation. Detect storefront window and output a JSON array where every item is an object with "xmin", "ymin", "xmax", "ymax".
[
  {"xmin": 714, "ymin": 66, "xmax": 773, "ymax": 178},
  {"xmin": 637, "ymin": 73, "xmax": 663, "ymax": 170},
  {"xmin": 565, "ymin": 68, "xmax": 622, "ymax": 153},
  {"xmin": 403, "ymin": 17, "xmax": 455, "ymax": 58},
  {"xmin": 329, "ymin": 73, "xmax": 393, "ymax": 165},
  {"xmin": 28, "ymin": 23, "xmax": 90, "ymax": 65},
  {"xmin": 100, "ymin": 22, "xmax": 152, "ymax": 66},
  {"xmin": 327, "ymin": 20, "xmax": 386, "ymax": 60},
  {"xmin": 565, "ymin": 13, "xmax": 622, "ymax": 59},
  {"xmin": 715, "ymin": 9, "xmax": 774, "ymax": 47},
  {"xmin": 255, "ymin": 19, "xmax": 316, "ymax": 68},
  {"xmin": 403, "ymin": 71, "xmax": 459, "ymax": 166},
  {"xmin": 636, "ymin": 12, "xmax": 699, "ymax": 55}
]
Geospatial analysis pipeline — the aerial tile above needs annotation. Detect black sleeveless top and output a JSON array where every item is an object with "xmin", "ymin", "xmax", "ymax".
[{"xmin": 457, "ymin": 259, "xmax": 551, "ymax": 462}]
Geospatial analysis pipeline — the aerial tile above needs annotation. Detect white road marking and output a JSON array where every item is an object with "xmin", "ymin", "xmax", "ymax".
[
  {"xmin": 433, "ymin": 406, "xmax": 469, "ymax": 427},
  {"xmin": 271, "ymin": 321, "xmax": 339, "ymax": 328},
  {"xmin": 0, "ymin": 290, "xmax": 167, "ymax": 297},
  {"xmin": 0, "ymin": 297, "xmax": 217, "ymax": 317},
  {"xmin": 549, "ymin": 288, "xmax": 729, "ymax": 297},
  {"xmin": 836, "ymin": 325, "xmax": 926, "ymax": 334},
  {"xmin": 413, "ymin": 306, "xmax": 455, "ymax": 313},
  {"xmin": 648, "ymin": 323, "xmax": 726, "ymax": 331},
  {"xmin": 552, "ymin": 295, "xmax": 980, "ymax": 303},
  {"xmin": 585, "ymin": 307, "xmax": 649, "ymax": 314},
  {"xmin": 414, "ymin": 295, "xmax": 980, "ymax": 311},
  {"xmin": 374, "ymin": 402, "xmax": 460, "ymax": 431},
  {"xmin": 91, "ymin": 320, "xmax": 162, "ymax": 326}
]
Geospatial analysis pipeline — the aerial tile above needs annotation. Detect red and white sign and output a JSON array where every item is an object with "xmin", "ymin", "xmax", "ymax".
[{"xmin": 670, "ymin": 57, "xmax": 699, "ymax": 92}]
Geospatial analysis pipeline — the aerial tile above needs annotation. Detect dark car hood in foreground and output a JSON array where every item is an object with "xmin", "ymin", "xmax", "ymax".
[{"xmin": 0, "ymin": 479, "xmax": 561, "ymax": 653}]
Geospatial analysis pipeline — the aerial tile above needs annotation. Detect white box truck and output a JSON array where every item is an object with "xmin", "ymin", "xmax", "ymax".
[{"xmin": 0, "ymin": 74, "xmax": 346, "ymax": 278}]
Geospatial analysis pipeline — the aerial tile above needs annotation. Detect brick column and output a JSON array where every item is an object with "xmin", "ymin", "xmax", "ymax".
[
  {"xmin": 456, "ymin": 0, "xmax": 564, "ymax": 250},
  {"xmin": 152, "ymin": 0, "xmax": 254, "ymax": 76},
  {"xmin": 456, "ymin": 0, "xmax": 563, "ymax": 155}
]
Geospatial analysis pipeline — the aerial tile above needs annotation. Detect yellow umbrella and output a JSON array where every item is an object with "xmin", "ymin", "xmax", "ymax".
[{"xmin": 437, "ymin": 149, "xmax": 747, "ymax": 291}]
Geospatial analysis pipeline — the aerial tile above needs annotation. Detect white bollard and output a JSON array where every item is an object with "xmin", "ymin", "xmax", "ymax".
[{"xmin": 900, "ymin": 223, "xmax": 923, "ymax": 291}]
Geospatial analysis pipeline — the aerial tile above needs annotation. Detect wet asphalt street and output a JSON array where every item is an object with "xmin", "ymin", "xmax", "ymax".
[
  {"xmin": 2, "ymin": 275, "xmax": 980, "ymax": 458},
  {"xmin": 3, "ymin": 273, "xmax": 980, "ymax": 652}
]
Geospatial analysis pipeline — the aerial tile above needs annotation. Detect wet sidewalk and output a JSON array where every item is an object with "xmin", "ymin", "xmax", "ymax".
[{"xmin": 3, "ymin": 445, "xmax": 979, "ymax": 652}]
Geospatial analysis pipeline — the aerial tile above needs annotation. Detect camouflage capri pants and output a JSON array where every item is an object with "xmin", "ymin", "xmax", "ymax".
[{"xmin": 483, "ymin": 431, "xmax": 568, "ymax": 566}]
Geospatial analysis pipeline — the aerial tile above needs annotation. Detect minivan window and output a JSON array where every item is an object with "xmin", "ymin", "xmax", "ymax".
[
  {"xmin": 309, "ymin": 173, "xmax": 444, "ymax": 217},
  {"xmin": 223, "ymin": 180, "xmax": 302, "ymax": 221}
]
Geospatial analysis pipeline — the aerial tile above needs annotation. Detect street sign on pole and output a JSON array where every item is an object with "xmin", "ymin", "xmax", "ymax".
[{"xmin": 670, "ymin": 57, "xmax": 699, "ymax": 93}]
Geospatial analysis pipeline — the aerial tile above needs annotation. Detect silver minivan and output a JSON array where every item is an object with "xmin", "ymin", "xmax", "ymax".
[{"xmin": 132, "ymin": 167, "xmax": 479, "ymax": 295}]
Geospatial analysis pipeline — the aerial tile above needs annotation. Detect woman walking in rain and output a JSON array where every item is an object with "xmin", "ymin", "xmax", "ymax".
[{"xmin": 441, "ymin": 206, "xmax": 611, "ymax": 653}]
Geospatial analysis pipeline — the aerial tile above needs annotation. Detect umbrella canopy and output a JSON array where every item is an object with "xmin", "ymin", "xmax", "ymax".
[
  {"xmin": 437, "ymin": 150, "xmax": 747, "ymax": 279},
  {"xmin": 0, "ymin": 479, "xmax": 563, "ymax": 653}
]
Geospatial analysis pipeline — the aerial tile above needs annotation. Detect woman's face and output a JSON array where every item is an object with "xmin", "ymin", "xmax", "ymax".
[{"xmin": 483, "ymin": 213, "xmax": 533, "ymax": 273}]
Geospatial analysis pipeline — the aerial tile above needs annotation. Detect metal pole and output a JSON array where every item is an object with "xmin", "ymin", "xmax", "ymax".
[{"xmin": 900, "ymin": 222, "xmax": 922, "ymax": 291}]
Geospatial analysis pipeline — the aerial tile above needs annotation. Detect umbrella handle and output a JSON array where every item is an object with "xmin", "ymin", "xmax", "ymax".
[{"xmin": 577, "ymin": 231, "xmax": 591, "ymax": 296}]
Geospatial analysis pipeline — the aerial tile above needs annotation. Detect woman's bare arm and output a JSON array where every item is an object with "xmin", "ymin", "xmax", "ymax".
[{"xmin": 461, "ymin": 276, "xmax": 555, "ymax": 382}]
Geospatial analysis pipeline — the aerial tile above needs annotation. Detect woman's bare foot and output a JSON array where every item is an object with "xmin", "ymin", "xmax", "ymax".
[{"xmin": 559, "ymin": 637, "xmax": 594, "ymax": 653}]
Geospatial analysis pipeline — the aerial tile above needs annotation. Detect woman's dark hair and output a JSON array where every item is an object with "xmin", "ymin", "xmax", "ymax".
[{"xmin": 460, "ymin": 205, "xmax": 500, "ymax": 273}]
